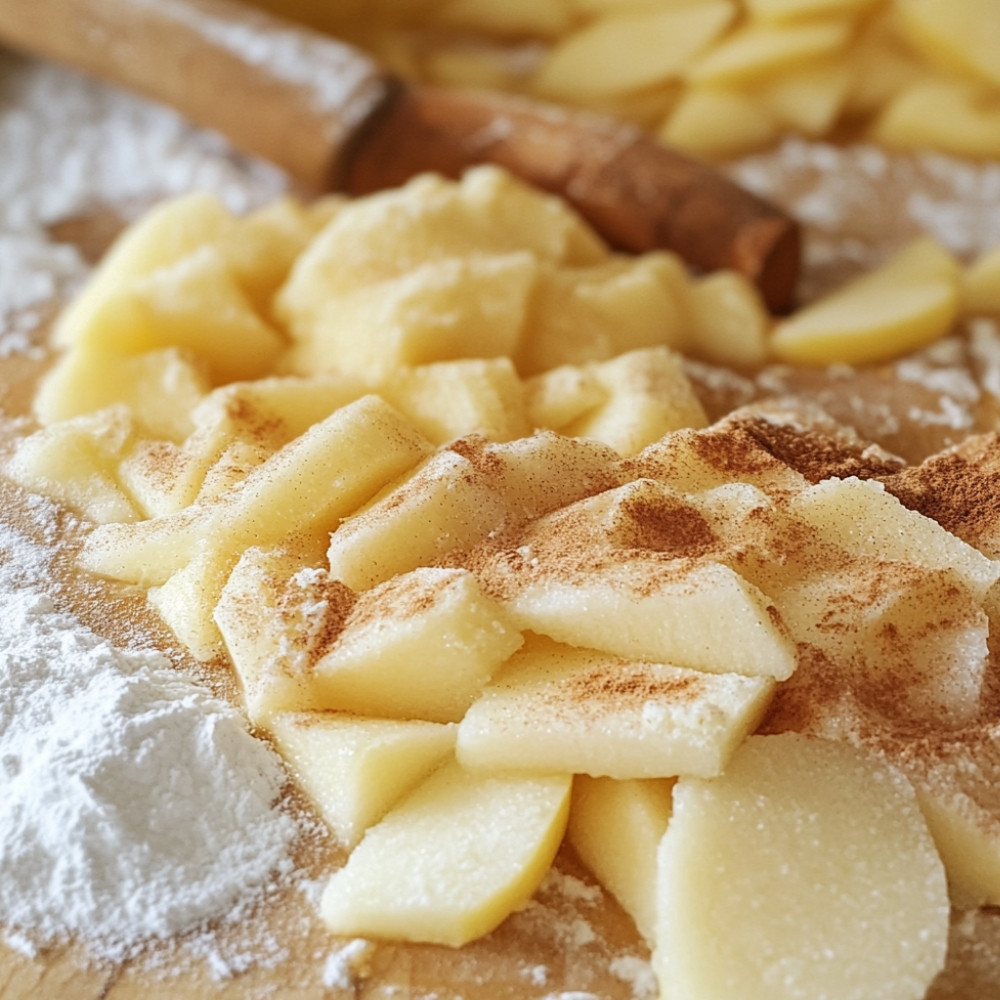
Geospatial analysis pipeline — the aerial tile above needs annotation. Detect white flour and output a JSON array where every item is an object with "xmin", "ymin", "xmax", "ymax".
[{"xmin": 0, "ymin": 519, "xmax": 298, "ymax": 963}]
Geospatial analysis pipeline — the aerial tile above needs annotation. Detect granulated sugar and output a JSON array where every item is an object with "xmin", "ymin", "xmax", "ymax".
[{"xmin": 0, "ymin": 519, "xmax": 299, "ymax": 963}]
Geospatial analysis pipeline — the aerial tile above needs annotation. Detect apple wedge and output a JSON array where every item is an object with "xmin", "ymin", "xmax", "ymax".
[
  {"xmin": 310, "ymin": 567, "xmax": 523, "ymax": 724},
  {"xmin": 267, "ymin": 712, "xmax": 456, "ymax": 849},
  {"xmin": 655, "ymin": 733, "xmax": 949, "ymax": 1000},
  {"xmin": 686, "ymin": 18, "xmax": 853, "ymax": 88},
  {"xmin": 567, "ymin": 775, "xmax": 673, "ymax": 944},
  {"xmin": 320, "ymin": 760, "xmax": 571, "ymax": 947},
  {"xmin": 769, "ymin": 237, "xmax": 961, "ymax": 365},
  {"xmin": 456, "ymin": 637, "xmax": 774, "ymax": 779},
  {"xmin": 488, "ymin": 553, "xmax": 797, "ymax": 680},
  {"xmin": 964, "ymin": 244, "xmax": 1000, "ymax": 315},
  {"xmin": 32, "ymin": 346, "xmax": 208, "ymax": 443},
  {"xmin": 785, "ymin": 475, "xmax": 1000, "ymax": 600},
  {"xmin": 533, "ymin": 2, "xmax": 735, "ymax": 101},
  {"xmin": 81, "ymin": 394, "xmax": 430, "ymax": 587},
  {"xmin": 6, "ymin": 407, "xmax": 140, "ymax": 525},
  {"xmin": 894, "ymin": 0, "xmax": 1000, "ymax": 89},
  {"xmin": 53, "ymin": 191, "xmax": 235, "ymax": 349}
]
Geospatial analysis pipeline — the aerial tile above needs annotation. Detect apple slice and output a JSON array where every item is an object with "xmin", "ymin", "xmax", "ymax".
[
  {"xmin": 53, "ymin": 191, "xmax": 234, "ymax": 348},
  {"xmin": 560, "ymin": 346, "xmax": 708, "ymax": 456},
  {"xmin": 327, "ymin": 448, "xmax": 509, "ymax": 591},
  {"xmin": 745, "ymin": 0, "xmax": 881, "ymax": 20},
  {"xmin": 899, "ymin": 728, "xmax": 1000, "ymax": 908},
  {"xmin": 456, "ymin": 637, "xmax": 774, "ymax": 779},
  {"xmin": 72, "ymin": 245, "xmax": 286, "ymax": 384},
  {"xmin": 320, "ymin": 760, "xmax": 571, "ymax": 947},
  {"xmin": 311, "ymin": 567, "xmax": 524, "ymax": 724},
  {"xmin": 785, "ymin": 475, "xmax": 1000, "ymax": 600},
  {"xmin": 661, "ymin": 86, "xmax": 780, "ymax": 160},
  {"xmin": 489, "ymin": 553, "xmax": 797, "ymax": 680},
  {"xmin": 82, "ymin": 394, "xmax": 430, "ymax": 587},
  {"xmin": 377, "ymin": 357, "xmax": 530, "ymax": 445},
  {"xmin": 32, "ymin": 346, "xmax": 208, "ymax": 443},
  {"xmin": 267, "ymin": 711, "xmax": 456, "ymax": 849},
  {"xmin": 686, "ymin": 18, "xmax": 853, "ymax": 88},
  {"xmin": 894, "ymin": 0, "xmax": 1000, "ymax": 89},
  {"xmin": 871, "ymin": 77, "xmax": 1000, "ymax": 161},
  {"xmin": 655, "ymin": 733, "xmax": 949, "ymax": 1000},
  {"xmin": 769, "ymin": 236, "xmax": 961, "ymax": 365},
  {"xmin": 567, "ymin": 775, "xmax": 673, "ymax": 944},
  {"xmin": 6, "ymin": 407, "xmax": 140, "ymax": 525},
  {"xmin": 533, "ymin": 2, "xmax": 735, "ymax": 101},
  {"xmin": 282, "ymin": 251, "xmax": 538, "ymax": 380},
  {"xmin": 964, "ymin": 243, "xmax": 1000, "ymax": 315},
  {"xmin": 684, "ymin": 270, "xmax": 771, "ymax": 368}
]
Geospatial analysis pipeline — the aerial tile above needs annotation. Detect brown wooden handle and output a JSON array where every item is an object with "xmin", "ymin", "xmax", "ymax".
[{"xmin": 0, "ymin": 0, "xmax": 395, "ymax": 190}]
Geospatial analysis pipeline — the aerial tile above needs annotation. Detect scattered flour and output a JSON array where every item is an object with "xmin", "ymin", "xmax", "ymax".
[
  {"xmin": 729, "ymin": 136, "xmax": 1000, "ymax": 297},
  {"xmin": 0, "ymin": 521, "xmax": 299, "ymax": 963},
  {"xmin": 0, "ymin": 50, "xmax": 285, "ymax": 341},
  {"xmin": 322, "ymin": 937, "xmax": 376, "ymax": 989}
]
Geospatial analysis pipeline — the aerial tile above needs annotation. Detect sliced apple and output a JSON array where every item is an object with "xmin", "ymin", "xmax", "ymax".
[
  {"xmin": 320, "ymin": 760, "xmax": 571, "ymax": 947},
  {"xmin": 489, "ymin": 553, "xmax": 797, "ymax": 680},
  {"xmin": 377, "ymin": 357, "xmax": 530, "ymax": 445},
  {"xmin": 327, "ymin": 448, "xmax": 509, "ymax": 591},
  {"xmin": 311, "ymin": 567, "xmax": 524, "ymax": 724},
  {"xmin": 456, "ymin": 636, "xmax": 774, "ymax": 779},
  {"xmin": 899, "ymin": 728, "xmax": 1000, "ymax": 908},
  {"xmin": 745, "ymin": 0, "xmax": 881, "ymax": 20},
  {"xmin": 515, "ymin": 254, "xmax": 688, "ymax": 376},
  {"xmin": 81, "ymin": 395, "xmax": 429, "ymax": 586},
  {"xmin": 686, "ymin": 18, "xmax": 853, "ymax": 88},
  {"xmin": 754, "ymin": 57, "xmax": 854, "ymax": 136},
  {"xmin": 53, "ymin": 191, "xmax": 235, "ymax": 348},
  {"xmin": 215, "ymin": 544, "xmax": 349, "ymax": 723},
  {"xmin": 32, "ymin": 347, "xmax": 208, "ymax": 443},
  {"xmin": 771, "ymin": 560, "xmax": 987, "ymax": 728},
  {"xmin": 267, "ymin": 711, "xmax": 456, "ymax": 849},
  {"xmin": 655, "ymin": 733, "xmax": 949, "ymax": 1000},
  {"xmin": 871, "ymin": 77, "xmax": 1000, "ymax": 161},
  {"xmin": 685, "ymin": 270, "xmax": 771, "ymax": 368},
  {"xmin": 70, "ymin": 245, "xmax": 286, "ymax": 384},
  {"xmin": 769, "ymin": 236, "xmax": 961, "ymax": 365},
  {"xmin": 281, "ymin": 251, "xmax": 538, "ymax": 380},
  {"xmin": 659, "ymin": 87, "xmax": 780, "ymax": 160},
  {"xmin": 786, "ymin": 475, "xmax": 1000, "ymax": 600},
  {"xmin": 561, "ymin": 347, "xmax": 707, "ymax": 456},
  {"xmin": 894, "ymin": 0, "xmax": 1000, "ymax": 89},
  {"xmin": 567, "ymin": 775, "xmax": 673, "ymax": 944},
  {"xmin": 963, "ymin": 243, "xmax": 1000, "ymax": 315},
  {"xmin": 6, "ymin": 407, "xmax": 140, "ymax": 524},
  {"xmin": 533, "ymin": 2, "xmax": 736, "ymax": 101}
]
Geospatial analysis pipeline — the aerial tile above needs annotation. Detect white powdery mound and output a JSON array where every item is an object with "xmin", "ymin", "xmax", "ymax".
[{"xmin": 0, "ymin": 534, "xmax": 298, "ymax": 962}]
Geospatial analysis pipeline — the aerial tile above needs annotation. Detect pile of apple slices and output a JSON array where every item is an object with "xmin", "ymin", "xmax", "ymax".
[
  {"xmin": 318, "ymin": 0, "xmax": 1000, "ymax": 163},
  {"xmin": 8, "ymin": 168, "xmax": 1000, "ymax": 997}
]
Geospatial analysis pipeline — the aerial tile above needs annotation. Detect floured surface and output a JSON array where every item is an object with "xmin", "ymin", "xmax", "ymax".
[{"xmin": 3, "ymin": 45, "xmax": 1000, "ymax": 1000}]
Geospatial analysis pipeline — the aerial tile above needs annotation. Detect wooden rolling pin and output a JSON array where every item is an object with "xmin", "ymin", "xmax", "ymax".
[{"xmin": 0, "ymin": 0, "xmax": 801, "ymax": 311}]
